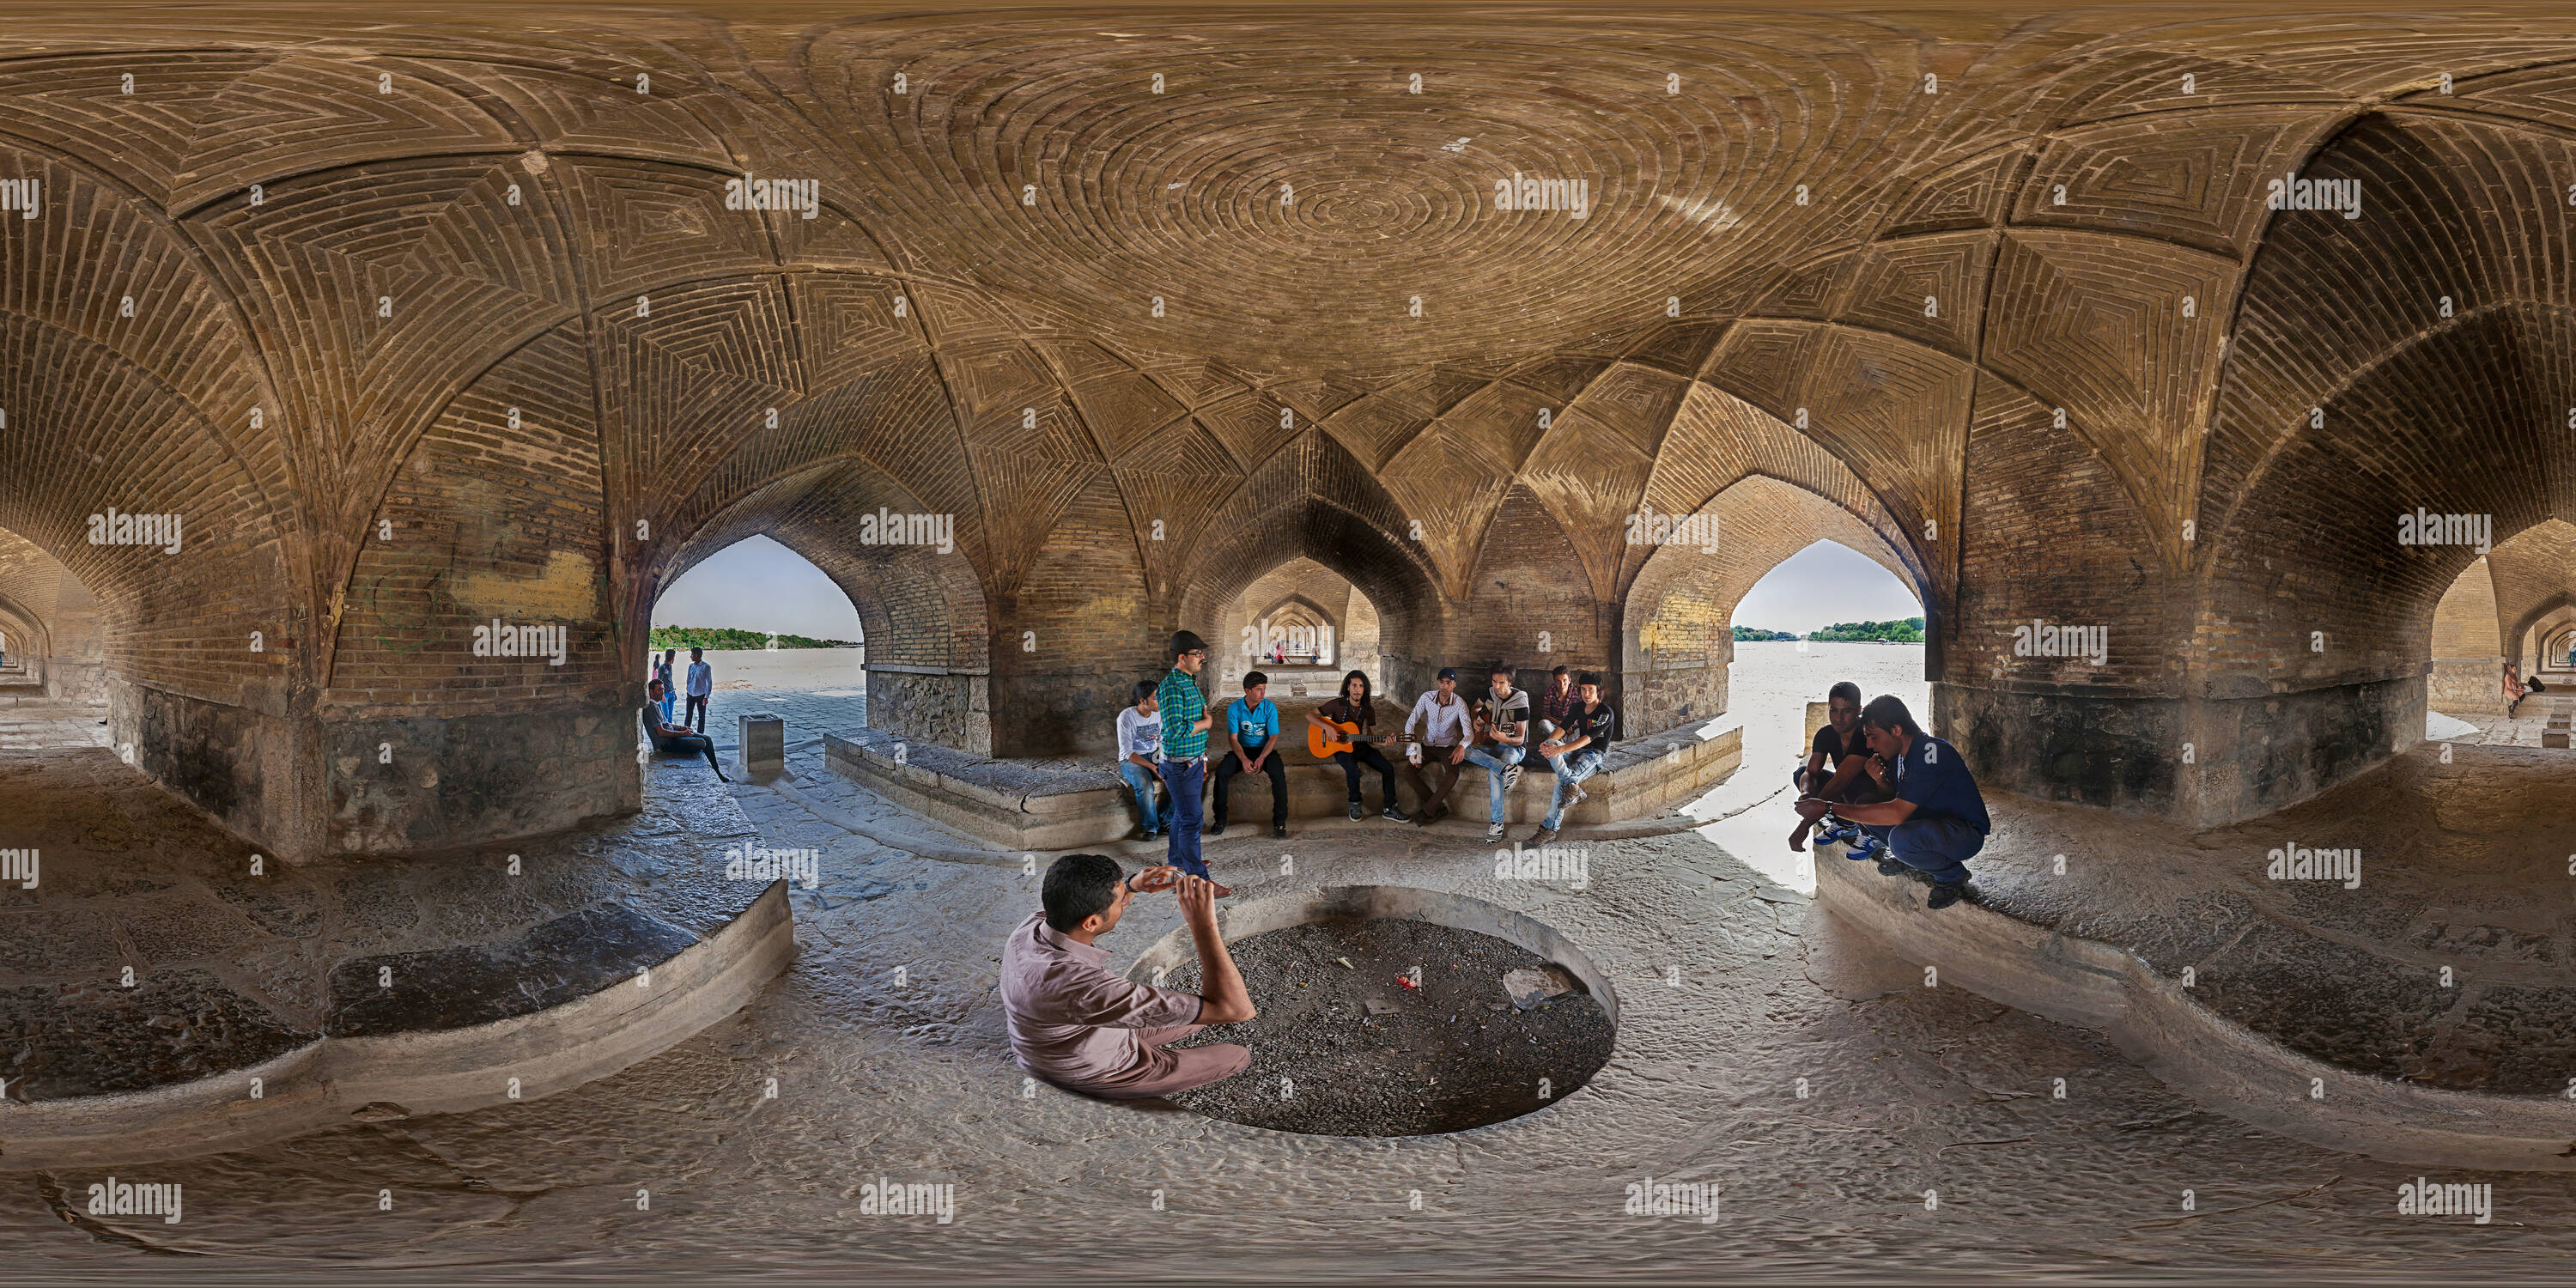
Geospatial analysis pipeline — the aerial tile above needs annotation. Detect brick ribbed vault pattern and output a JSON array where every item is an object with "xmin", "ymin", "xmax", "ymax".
[{"xmin": 3, "ymin": 4, "xmax": 2575, "ymax": 852}]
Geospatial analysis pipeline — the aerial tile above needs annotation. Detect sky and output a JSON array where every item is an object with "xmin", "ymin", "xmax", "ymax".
[
  {"xmin": 652, "ymin": 536, "xmax": 865, "ymax": 641},
  {"xmin": 654, "ymin": 533, "xmax": 1916, "ymax": 643},
  {"xmin": 1728, "ymin": 540, "xmax": 1922, "ymax": 635}
]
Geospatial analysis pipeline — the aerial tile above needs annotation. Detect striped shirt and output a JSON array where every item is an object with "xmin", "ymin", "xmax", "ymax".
[{"xmin": 1156, "ymin": 667, "xmax": 1208, "ymax": 759}]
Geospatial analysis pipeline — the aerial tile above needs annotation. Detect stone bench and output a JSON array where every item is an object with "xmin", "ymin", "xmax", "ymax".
[{"xmin": 824, "ymin": 720, "xmax": 1743, "ymax": 851}]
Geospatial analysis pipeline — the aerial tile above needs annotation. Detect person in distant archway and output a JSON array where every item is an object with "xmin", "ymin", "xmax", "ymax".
[
  {"xmin": 1789, "ymin": 681, "xmax": 1889, "ymax": 852},
  {"xmin": 1795, "ymin": 696, "xmax": 1987, "ymax": 910},
  {"xmin": 2506, "ymin": 663, "xmax": 2525, "ymax": 715}
]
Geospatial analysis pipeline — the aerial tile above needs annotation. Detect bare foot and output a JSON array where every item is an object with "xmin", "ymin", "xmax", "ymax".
[{"xmin": 1208, "ymin": 879, "xmax": 1234, "ymax": 897}]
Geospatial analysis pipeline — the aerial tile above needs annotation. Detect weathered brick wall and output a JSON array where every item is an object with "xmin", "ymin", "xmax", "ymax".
[
  {"xmin": 1943, "ymin": 377, "xmax": 2188, "ymax": 811},
  {"xmin": 2427, "ymin": 558, "xmax": 2504, "ymax": 715},
  {"xmin": 991, "ymin": 471, "xmax": 1160, "ymax": 757},
  {"xmin": 1451, "ymin": 487, "xmax": 1610, "ymax": 705}
]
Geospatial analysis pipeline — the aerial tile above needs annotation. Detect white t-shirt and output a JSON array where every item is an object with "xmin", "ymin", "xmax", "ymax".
[
  {"xmin": 1116, "ymin": 707, "xmax": 1163, "ymax": 759},
  {"xmin": 686, "ymin": 661, "xmax": 712, "ymax": 697}
]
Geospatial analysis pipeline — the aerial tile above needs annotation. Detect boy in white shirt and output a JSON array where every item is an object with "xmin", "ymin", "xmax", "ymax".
[{"xmin": 1115, "ymin": 679, "xmax": 1170, "ymax": 841}]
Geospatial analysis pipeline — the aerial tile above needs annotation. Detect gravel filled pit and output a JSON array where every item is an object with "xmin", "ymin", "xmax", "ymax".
[{"xmin": 1159, "ymin": 916, "xmax": 1615, "ymax": 1136}]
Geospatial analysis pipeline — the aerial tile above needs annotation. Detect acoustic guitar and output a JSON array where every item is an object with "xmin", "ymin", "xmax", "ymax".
[{"xmin": 1309, "ymin": 717, "xmax": 1363, "ymax": 759}]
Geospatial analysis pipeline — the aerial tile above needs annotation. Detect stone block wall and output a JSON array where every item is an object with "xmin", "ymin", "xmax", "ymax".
[{"xmin": 868, "ymin": 667, "xmax": 993, "ymax": 757}]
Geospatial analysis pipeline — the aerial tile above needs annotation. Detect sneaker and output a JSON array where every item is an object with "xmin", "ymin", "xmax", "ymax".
[
  {"xmin": 1567, "ymin": 784, "xmax": 1589, "ymax": 809},
  {"xmin": 1485, "ymin": 822, "xmax": 1506, "ymax": 842},
  {"xmin": 1876, "ymin": 858, "xmax": 1906, "ymax": 876},
  {"xmin": 1381, "ymin": 805, "xmax": 1410, "ymax": 823},
  {"xmin": 1531, "ymin": 826, "xmax": 1558, "ymax": 844},
  {"xmin": 1348, "ymin": 801, "xmax": 1364, "ymax": 821},
  {"xmin": 1926, "ymin": 882, "xmax": 1969, "ymax": 910},
  {"xmin": 1499, "ymin": 763, "xmax": 1523, "ymax": 791},
  {"xmin": 1139, "ymin": 829, "xmax": 1159, "ymax": 841},
  {"xmin": 1271, "ymin": 823, "xmax": 1288, "ymax": 840},
  {"xmin": 1205, "ymin": 822, "xmax": 1226, "ymax": 837}
]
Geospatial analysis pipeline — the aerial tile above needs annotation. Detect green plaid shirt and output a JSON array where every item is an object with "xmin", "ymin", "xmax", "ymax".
[{"xmin": 1155, "ymin": 667, "xmax": 1208, "ymax": 759}]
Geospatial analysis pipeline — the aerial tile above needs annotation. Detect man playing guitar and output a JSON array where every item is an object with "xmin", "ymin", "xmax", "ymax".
[{"xmin": 1306, "ymin": 669, "xmax": 1408, "ymax": 823}]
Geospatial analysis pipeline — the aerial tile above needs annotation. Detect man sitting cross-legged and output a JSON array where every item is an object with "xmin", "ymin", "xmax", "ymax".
[
  {"xmin": 1789, "ymin": 680, "xmax": 1889, "ymax": 852},
  {"xmin": 999, "ymin": 855, "xmax": 1256, "ymax": 1100},
  {"xmin": 1793, "ymin": 696, "xmax": 1990, "ymax": 910}
]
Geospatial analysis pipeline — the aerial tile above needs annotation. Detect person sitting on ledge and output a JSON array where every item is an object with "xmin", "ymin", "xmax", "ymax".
[
  {"xmin": 2506, "ymin": 663, "xmax": 2525, "ymax": 715},
  {"xmin": 1789, "ymin": 680, "xmax": 1888, "ymax": 852},
  {"xmin": 1528, "ymin": 671, "xmax": 1614, "ymax": 844},
  {"xmin": 1795, "ymin": 695, "xmax": 1987, "ymax": 910},
  {"xmin": 1308, "ymin": 669, "xmax": 1408, "ymax": 823},
  {"xmin": 642, "ymin": 678, "xmax": 730, "ymax": 782},
  {"xmin": 1115, "ymin": 679, "xmax": 1170, "ymax": 841},
  {"xmin": 1000, "ymin": 854, "xmax": 1255, "ymax": 1100}
]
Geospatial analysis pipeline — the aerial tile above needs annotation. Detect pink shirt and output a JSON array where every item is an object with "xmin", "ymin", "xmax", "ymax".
[{"xmin": 999, "ymin": 911, "xmax": 1204, "ymax": 1086}]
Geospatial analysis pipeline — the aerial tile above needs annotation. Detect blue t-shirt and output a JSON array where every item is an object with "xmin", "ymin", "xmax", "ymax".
[
  {"xmin": 1894, "ymin": 733, "xmax": 1990, "ymax": 835},
  {"xmin": 1225, "ymin": 697, "xmax": 1279, "ymax": 750}
]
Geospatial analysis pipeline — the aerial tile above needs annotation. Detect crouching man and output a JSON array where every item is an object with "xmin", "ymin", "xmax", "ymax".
[
  {"xmin": 1793, "ymin": 696, "xmax": 1990, "ymax": 910},
  {"xmin": 999, "ymin": 854, "xmax": 1257, "ymax": 1098}
]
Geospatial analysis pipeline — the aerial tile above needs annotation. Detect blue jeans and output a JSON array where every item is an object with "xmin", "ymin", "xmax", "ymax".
[
  {"xmin": 1862, "ymin": 814, "xmax": 1984, "ymax": 885},
  {"xmin": 1464, "ymin": 744, "xmax": 1525, "ymax": 823},
  {"xmin": 1540, "ymin": 748, "xmax": 1602, "ymax": 829},
  {"xmin": 1160, "ymin": 757, "xmax": 1207, "ymax": 878},
  {"xmin": 1119, "ymin": 762, "xmax": 1167, "ymax": 833},
  {"xmin": 659, "ymin": 694, "xmax": 676, "ymax": 726}
]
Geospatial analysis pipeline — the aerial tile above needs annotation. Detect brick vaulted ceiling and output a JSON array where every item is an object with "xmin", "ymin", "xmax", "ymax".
[{"xmin": 4, "ymin": 3, "xmax": 2576, "ymax": 679}]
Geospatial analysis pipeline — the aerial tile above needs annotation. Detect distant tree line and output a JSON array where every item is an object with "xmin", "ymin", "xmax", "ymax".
[
  {"xmin": 1732, "ymin": 617, "xmax": 1926, "ymax": 643},
  {"xmin": 649, "ymin": 625, "xmax": 859, "ymax": 651},
  {"xmin": 1806, "ymin": 617, "xmax": 1926, "ymax": 642}
]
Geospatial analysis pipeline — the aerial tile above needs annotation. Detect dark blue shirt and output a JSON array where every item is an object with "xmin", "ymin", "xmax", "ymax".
[{"xmin": 1893, "ymin": 733, "xmax": 1990, "ymax": 835}]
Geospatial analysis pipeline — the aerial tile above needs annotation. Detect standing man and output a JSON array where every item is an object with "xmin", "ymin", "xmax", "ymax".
[
  {"xmin": 1211, "ymin": 671, "xmax": 1289, "ymax": 840},
  {"xmin": 999, "ymin": 855, "xmax": 1255, "ymax": 1100},
  {"xmin": 1464, "ymin": 662, "xmax": 1530, "ymax": 842},
  {"xmin": 683, "ymin": 647, "xmax": 714, "ymax": 732},
  {"xmin": 1156, "ymin": 631, "xmax": 1229, "ymax": 895},
  {"xmin": 1528, "ymin": 671, "xmax": 1614, "ymax": 844},
  {"xmin": 1793, "ymin": 696, "xmax": 1990, "ymax": 910},
  {"xmin": 1400, "ymin": 666, "xmax": 1475, "ymax": 827}
]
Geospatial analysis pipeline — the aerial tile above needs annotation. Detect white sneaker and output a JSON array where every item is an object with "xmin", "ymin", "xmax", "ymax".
[{"xmin": 1485, "ymin": 822, "xmax": 1505, "ymax": 842}]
